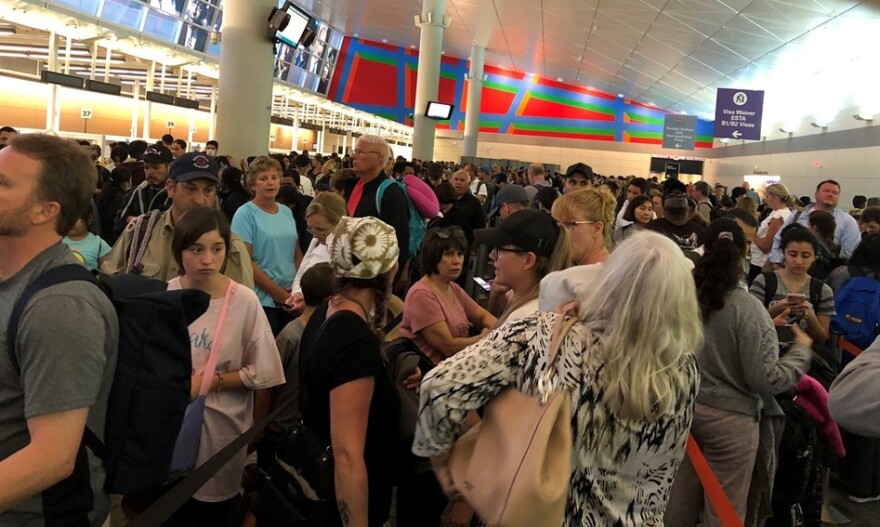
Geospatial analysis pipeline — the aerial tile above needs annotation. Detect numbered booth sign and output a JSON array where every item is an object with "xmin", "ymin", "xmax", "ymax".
[{"xmin": 81, "ymin": 109, "xmax": 93, "ymax": 119}]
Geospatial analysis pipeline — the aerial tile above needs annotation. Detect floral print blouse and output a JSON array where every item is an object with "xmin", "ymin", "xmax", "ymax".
[{"xmin": 413, "ymin": 312, "xmax": 700, "ymax": 526}]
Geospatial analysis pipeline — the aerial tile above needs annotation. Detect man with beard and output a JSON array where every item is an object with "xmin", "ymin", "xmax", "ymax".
[
  {"xmin": 113, "ymin": 144, "xmax": 172, "ymax": 236},
  {"xmin": 645, "ymin": 179, "xmax": 705, "ymax": 252},
  {"xmin": 0, "ymin": 134, "xmax": 118, "ymax": 524},
  {"xmin": 103, "ymin": 152, "xmax": 253, "ymax": 287}
]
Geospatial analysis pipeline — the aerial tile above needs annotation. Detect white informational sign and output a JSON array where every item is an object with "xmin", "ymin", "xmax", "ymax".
[
  {"xmin": 80, "ymin": 108, "xmax": 93, "ymax": 119},
  {"xmin": 166, "ymin": 120, "xmax": 176, "ymax": 129}
]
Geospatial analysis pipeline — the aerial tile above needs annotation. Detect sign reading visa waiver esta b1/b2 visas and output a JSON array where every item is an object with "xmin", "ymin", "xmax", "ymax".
[{"xmin": 714, "ymin": 88, "xmax": 764, "ymax": 140}]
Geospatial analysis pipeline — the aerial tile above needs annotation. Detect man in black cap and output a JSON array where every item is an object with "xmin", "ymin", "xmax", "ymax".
[
  {"xmin": 103, "ymin": 152, "xmax": 254, "ymax": 287},
  {"xmin": 563, "ymin": 163, "xmax": 593, "ymax": 194},
  {"xmin": 113, "ymin": 144, "xmax": 173, "ymax": 236},
  {"xmin": 489, "ymin": 184, "xmax": 530, "ymax": 224},
  {"xmin": 644, "ymin": 179, "xmax": 705, "ymax": 252}
]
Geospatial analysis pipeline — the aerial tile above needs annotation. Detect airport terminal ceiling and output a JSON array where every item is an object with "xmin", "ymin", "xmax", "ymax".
[
  {"xmin": 1, "ymin": 0, "xmax": 880, "ymax": 138},
  {"xmin": 305, "ymin": 0, "xmax": 880, "ymax": 127}
]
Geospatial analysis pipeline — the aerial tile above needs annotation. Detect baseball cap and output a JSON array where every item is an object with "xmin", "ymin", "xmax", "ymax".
[
  {"xmin": 489, "ymin": 184, "xmax": 530, "ymax": 217},
  {"xmin": 140, "ymin": 144, "xmax": 173, "ymax": 164},
  {"xmin": 479, "ymin": 166, "xmax": 490, "ymax": 174},
  {"xmin": 474, "ymin": 209, "xmax": 560, "ymax": 257},
  {"xmin": 169, "ymin": 152, "xmax": 220, "ymax": 183},
  {"xmin": 565, "ymin": 162, "xmax": 594, "ymax": 179}
]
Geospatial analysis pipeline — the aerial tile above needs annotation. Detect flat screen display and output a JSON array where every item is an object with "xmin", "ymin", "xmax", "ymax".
[
  {"xmin": 276, "ymin": 3, "xmax": 310, "ymax": 48},
  {"xmin": 426, "ymin": 101, "xmax": 454, "ymax": 120}
]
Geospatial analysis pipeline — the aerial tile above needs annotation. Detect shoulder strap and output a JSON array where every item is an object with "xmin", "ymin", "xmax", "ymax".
[
  {"xmin": 375, "ymin": 178, "xmax": 397, "ymax": 215},
  {"xmin": 197, "ymin": 280, "xmax": 236, "ymax": 397},
  {"xmin": 7, "ymin": 264, "xmax": 98, "ymax": 373},
  {"xmin": 126, "ymin": 210, "xmax": 161, "ymax": 274},
  {"xmin": 761, "ymin": 271, "xmax": 778, "ymax": 308},
  {"xmin": 808, "ymin": 277, "xmax": 823, "ymax": 308},
  {"xmin": 792, "ymin": 210, "xmax": 803, "ymax": 224}
]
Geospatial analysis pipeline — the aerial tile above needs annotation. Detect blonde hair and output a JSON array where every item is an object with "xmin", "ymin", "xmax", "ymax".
[
  {"xmin": 579, "ymin": 231, "xmax": 703, "ymax": 420},
  {"xmin": 550, "ymin": 188, "xmax": 617, "ymax": 251},
  {"xmin": 495, "ymin": 228, "xmax": 571, "ymax": 327},
  {"xmin": 245, "ymin": 156, "xmax": 282, "ymax": 189},
  {"xmin": 765, "ymin": 183, "xmax": 796, "ymax": 208},
  {"xmin": 306, "ymin": 191, "xmax": 347, "ymax": 226},
  {"xmin": 356, "ymin": 134, "xmax": 390, "ymax": 167}
]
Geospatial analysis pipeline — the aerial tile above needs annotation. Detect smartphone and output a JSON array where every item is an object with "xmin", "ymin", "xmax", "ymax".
[
  {"xmin": 473, "ymin": 277, "xmax": 491, "ymax": 292},
  {"xmin": 775, "ymin": 324, "xmax": 795, "ymax": 343},
  {"xmin": 786, "ymin": 293, "xmax": 806, "ymax": 305}
]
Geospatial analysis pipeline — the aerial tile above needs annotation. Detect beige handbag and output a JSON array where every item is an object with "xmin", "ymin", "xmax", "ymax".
[{"xmin": 448, "ymin": 313, "xmax": 576, "ymax": 527}]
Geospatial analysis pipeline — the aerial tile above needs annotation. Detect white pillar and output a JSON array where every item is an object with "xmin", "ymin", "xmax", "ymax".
[
  {"xmin": 462, "ymin": 44, "xmax": 485, "ymax": 158},
  {"xmin": 142, "ymin": 63, "xmax": 155, "ymax": 139},
  {"xmin": 89, "ymin": 42, "xmax": 98, "ymax": 80},
  {"xmin": 209, "ymin": 82, "xmax": 218, "ymax": 140},
  {"xmin": 131, "ymin": 79, "xmax": 140, "ymax": 140},
  {"xmin": 216, "ymin": 0, "xmax": 276, "ymax": 159},
  {"xmin": 45, "ymin": 32, "xmax": 58, "ymax": 132},
  {"xmin": 63, "ymin": 36, "xmax": 72, "ymax": 74},
  {"xmin": 412, "ymin": 0, "xmax": 448, "ymax": 161}
]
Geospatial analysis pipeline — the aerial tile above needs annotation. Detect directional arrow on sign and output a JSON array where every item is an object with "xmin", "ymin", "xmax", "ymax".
[
  {"xmin": 732, "ymin": 130, "xmax": 742, "ymax": 138},
  {"xmin": 675, "ymin": 143, "xmax": 682, "ymax": 148}
]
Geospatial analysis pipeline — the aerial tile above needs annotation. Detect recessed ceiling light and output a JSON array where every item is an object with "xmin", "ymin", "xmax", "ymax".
[
  {"xmin": 381, "ymin": 39, "xmax": 388, "ymax": 43},
  {"xmin": 556, "ymin": 77, "xmax": 563, "ymax": 82},
  {"xmin": 440, "ymin": 51, "xmax": 445, "ymax": 55},
  {"xmin": 617, "ymin": 93, "xmax": 625, "ymax": 98},
  {"xmin": 410, "ymin": 44, "xmax": 416, "ymax": 49}
]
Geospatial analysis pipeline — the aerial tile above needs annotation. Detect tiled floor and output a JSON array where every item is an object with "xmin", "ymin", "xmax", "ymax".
[{"xmin": 825, "ymin": 485, "xmax": 880, "ymax": 526}]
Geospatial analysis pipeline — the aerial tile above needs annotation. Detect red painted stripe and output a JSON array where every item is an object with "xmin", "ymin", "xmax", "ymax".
[
  {"xmin": 484, "ymin": 65, "xmax": 525, "ymax": 80},
  {"xmin": 328, "ymin": 36, "xmax": 352, "ymax": 101},
  {"xmin": 511, "ymin": 129, "xmax": 615, "ymax": 141},
  {"xmin": 359, "ymin": 38, "xmax": 399, "ymax": 52},
  {"xmin": 520, "ymin": 97, "xmax": 615, "ymax": 121}
]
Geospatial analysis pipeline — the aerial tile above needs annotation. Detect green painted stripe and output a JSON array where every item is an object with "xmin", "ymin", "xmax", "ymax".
[
  {"xmin": 357, "ymin": 51, "xmax": 398, "ymax": 67},
  {"xmin": 626, "ymin": 113, "xmax": 664, "ymax": 125},
  {"xmin": 529, "ymin": 92, "xmax": 615, "ymax": 116},
  {"xmin": 514, "ymin": 124, "xmax": 615, "ymax": 135},
  {"xmin": 376, "ymin": 113, "xmax": 397, "ymax": 121},
  {"xmin": 625, "ymin": 131, "xmax": 662, "ymax": 139},
  {"xmin": 479, "ymin": 121, "xmax": 503, "ymax": 128},
  {"xmin": 483, "ymin": 80, "xmax": 518, "ymax": 94},
  {"xmin": 440, "ymin": 70, "xmax": 457, "ymax": 81},
  {"xmin": 696, "ymin": 135, "xmax": 713, "ymax": 142}
]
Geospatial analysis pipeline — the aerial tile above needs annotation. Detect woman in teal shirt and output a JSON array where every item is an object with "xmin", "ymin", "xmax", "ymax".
[{"xmin": 232, "ymin": 156, "xmax": 303, "ymax": 335}]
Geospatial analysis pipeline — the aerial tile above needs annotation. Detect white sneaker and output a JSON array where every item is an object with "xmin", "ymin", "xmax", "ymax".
[{"xmin": 848, "ymin": 493, "xmax": 880, "ymax": 503}]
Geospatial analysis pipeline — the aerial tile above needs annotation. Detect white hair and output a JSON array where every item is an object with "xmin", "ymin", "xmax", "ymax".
[
  {"xmin": 578, "ymin": 230, "xmax": 703, "ymax": 420},
  {"xmin": 357, "ymin": 134, "xmax": 390, "ymax": 167}
]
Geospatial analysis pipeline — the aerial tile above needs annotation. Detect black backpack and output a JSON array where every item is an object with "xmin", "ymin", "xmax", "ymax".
[{"xmin": 8, "ymin": 264, "xmax": 209, "ymax": 497}]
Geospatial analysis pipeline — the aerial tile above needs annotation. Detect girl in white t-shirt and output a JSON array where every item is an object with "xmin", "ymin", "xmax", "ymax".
[
  {"xmin": 167, "ymin": 207, "xmax": 285, "ymax": 525},
  {"xmin": 750, "ymin": 183, "xmax": 796, "ymax": 284}
]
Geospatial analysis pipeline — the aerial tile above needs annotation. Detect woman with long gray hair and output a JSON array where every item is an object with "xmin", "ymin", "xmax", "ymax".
[{"xmin": 414, "ymin": 231, "xmax": 704, "ymax": 525}]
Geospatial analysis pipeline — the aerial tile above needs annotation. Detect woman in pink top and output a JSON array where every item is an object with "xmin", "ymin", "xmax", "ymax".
[{"xmin": 400, "ymin": 227, "xmax": 496, "ymax": 365}]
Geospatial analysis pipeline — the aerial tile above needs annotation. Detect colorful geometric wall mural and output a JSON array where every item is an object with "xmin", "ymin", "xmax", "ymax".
[{"xmin": 329, "ymin": 38, "xmax": 714, "ymax": 148}]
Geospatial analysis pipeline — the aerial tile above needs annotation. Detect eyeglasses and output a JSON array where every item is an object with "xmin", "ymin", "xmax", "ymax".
[
  {"xmin": 490, "ymin": 247, "xmax": 529, "ymax": 259},
  {"xmin": 353, "ymin": 149, "xmax": 382, "ymax": 156},
  {"xmin": 307, "ymin": 226, "xmax": 332, "ymax": 237},
  {"xmin": 557, "ymin": 220, "xmax": 597, "ymax": 231}
]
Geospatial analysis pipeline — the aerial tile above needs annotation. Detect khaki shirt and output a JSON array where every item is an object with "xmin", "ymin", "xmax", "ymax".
[{"xmin": 102, "ymin": 209, "xmax": 255, "ymax": 289}]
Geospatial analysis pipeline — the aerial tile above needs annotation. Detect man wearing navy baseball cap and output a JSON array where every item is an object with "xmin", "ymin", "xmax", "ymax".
[{"xmin": 102, "ymin": 152, "xmax": 254, "ymax": 288}]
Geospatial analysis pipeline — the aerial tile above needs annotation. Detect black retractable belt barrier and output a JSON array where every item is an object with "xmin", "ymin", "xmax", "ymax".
[{"xmin": 129, "ymin": 405, "xmax": 284, "ymax": 527}]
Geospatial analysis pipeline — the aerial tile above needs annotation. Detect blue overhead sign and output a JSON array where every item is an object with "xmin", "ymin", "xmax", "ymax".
[
  {"xmin": 714, "ymin": 88, "xmax": 764, "ymax": 140},
  {"xmin": 663, "ymin": 114, "xmax": 697, "ymax": 150}
]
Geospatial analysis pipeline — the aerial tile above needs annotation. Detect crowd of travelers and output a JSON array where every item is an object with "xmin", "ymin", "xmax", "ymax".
[{"xmin": 2, "ymin": 124, "xmax": 880, "ymax": 527}]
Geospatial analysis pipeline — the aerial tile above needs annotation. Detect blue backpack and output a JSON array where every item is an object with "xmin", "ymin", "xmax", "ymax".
[
  {"xmin": 376, "ymin": 179, "xmax": 427, "ymax": 259},
  {"xmin": 831, "ymin": 272, "xmax": 880, "ymax": 351}
]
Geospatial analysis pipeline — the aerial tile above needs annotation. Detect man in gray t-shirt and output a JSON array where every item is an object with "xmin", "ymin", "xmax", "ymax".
[{"xmin": 0, "ymin": 135, "xmax": 118, "ymax": 526}]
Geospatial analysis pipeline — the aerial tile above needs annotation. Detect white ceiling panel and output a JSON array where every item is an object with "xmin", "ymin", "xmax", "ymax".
[{"xmin": 299, "ymin": 0, "xmax": 880, "ymax": 117}]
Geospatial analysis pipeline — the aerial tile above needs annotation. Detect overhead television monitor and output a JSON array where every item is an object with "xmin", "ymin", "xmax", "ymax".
[
  {"xmin": 426, "ymin": 101, "xmax": 454, "ymax": 120},
  {"xmin": 275, "ymin": 2, "xmax": 311, "ymax": 48}
]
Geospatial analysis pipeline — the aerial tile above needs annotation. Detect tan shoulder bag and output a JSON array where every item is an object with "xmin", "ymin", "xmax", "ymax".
[{"xmin": 448, "ymin": 312, "xmax": 577, "ymax": 527}]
